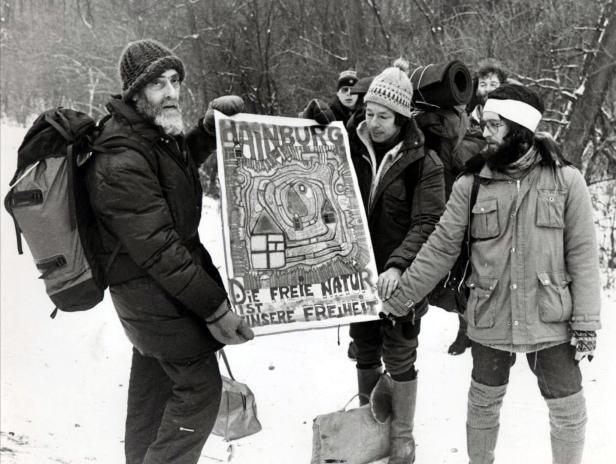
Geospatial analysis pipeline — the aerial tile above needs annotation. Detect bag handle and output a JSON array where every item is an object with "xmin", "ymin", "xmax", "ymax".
[
  {"xmin": 219, "ymin": 349, "xmax": 235, "ymax": 381},
  {"xmin": 341, "ymin": 393, "xmax": 370, "ymax": 411}
]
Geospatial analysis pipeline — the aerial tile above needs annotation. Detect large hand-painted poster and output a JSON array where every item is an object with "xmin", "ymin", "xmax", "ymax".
[{"xmin": 215, "ymin": 112, "xmax": 381, "ymax": 334}]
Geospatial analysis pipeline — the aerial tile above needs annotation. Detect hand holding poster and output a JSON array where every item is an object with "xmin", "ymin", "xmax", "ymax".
[{"xmin": 215, "ymin": 112, "xmax": 381, "ymax": 335}]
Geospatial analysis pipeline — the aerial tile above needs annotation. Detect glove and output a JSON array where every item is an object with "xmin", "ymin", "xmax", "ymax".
[
  {"xmin": 203, "ymin": 95, "xmax": 245, "ymax": 135},
  {"xmin": 206, "ymin": 300, "xmax": 254, "ymax": 345},
  {"xmin": 300, "ymin": 99, "xmax": 337, "ymax": 125},
  {"xmin": 381, "ymin": 288, "xmax": 414, "ymax": 319},
  {"xmin": 570, "ymin": 329, "xmax": 596, "ymax": 362}
]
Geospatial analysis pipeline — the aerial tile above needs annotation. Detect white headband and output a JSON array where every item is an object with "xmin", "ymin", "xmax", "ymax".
[{"xmin": 483, "ymin": 98, "xmax": 542, "ymax": 132}]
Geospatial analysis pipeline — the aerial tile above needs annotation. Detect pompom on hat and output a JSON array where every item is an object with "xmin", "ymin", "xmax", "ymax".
[
  {"xmin": 337, "ymin": 70, "xmax": 358, "ymax": 89},
  {"xmin": 119, "ymin": 39, "xmax": 185, "ymax": 101},
  {"xmin": 364, "ymin": 58, "xmax": 413, "ymax": 118}
]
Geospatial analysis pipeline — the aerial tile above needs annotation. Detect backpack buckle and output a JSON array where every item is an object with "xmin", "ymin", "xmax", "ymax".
[{"xmin": 36, "ymin": 255, "xmax": 67, "ymax": 279}]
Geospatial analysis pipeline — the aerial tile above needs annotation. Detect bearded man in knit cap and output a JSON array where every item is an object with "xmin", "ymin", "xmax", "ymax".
[
  {"xmin": 84, "ymin": 39, "xmax": 254, "ymax": 464},
  {"xmin": 342, "ymin": 59, "xmax": 446, "ymax": 463},
  {"xmin": 384, "ymin": 83, "xmax": 600, "ymax": 464}
]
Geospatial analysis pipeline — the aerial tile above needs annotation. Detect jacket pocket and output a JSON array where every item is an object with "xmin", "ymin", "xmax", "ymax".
[
  {"xmin": 537, "ymin": 272, "xmax": 572, "ymax": 322},
  {"xmin": 536, "ymin": 190, "xmax": 566, "ymax": 228},
  {"xmin": 466, "ymin": 277, "xmax": 498, "ymax": 328},
  {"xmin": 471, "ymin": 199, "xmax": 499, "ymax": 239}
]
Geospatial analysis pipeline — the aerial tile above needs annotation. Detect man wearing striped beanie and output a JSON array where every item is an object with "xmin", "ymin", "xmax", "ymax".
[{"xmin": 348, "ymin": 59, "xmax": 446, "ymax": 464}]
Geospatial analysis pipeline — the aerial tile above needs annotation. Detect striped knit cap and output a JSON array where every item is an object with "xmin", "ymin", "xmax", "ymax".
[
  {"xmin": 364, "ymin": 58, "xmax": 413, "ymax": 118},
  {"xmin": 119, "ymin": 39, "xmax": 185, "ymax": 101}
]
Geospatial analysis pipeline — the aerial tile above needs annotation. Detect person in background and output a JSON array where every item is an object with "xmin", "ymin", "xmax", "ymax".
[
  {"xmin": 300, "ymin": 69, "xmax": 359, "ymax": 127},
  {"xmin": 330, "ymin": 69, "xmax": 359, "ymax": 126},
  {"xmin": 85, "ymin": 39, "xmax": 254, "ymax": 464},
  {"xmin": 384, "ymin": 83, "xmax": 600, "ymax": 464},
  {"xmin": 467, "ymin": 59, "xmax": 509, "ymax": 126}
]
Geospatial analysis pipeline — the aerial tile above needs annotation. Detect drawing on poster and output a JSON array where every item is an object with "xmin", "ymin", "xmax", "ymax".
[{"xmin": 215, "ymin": 112, "xmax": 381, "ymax": 334}]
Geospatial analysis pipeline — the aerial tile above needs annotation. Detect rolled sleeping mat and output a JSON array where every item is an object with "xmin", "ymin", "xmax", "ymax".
[{"xmin": 409, "ymin": 60, "xmax": 473, "ymax": 109}]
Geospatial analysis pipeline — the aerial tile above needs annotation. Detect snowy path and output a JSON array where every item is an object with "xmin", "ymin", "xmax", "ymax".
[{"xmin": 1, "ymin": 124, "xmax": 614, "ymax": 463}]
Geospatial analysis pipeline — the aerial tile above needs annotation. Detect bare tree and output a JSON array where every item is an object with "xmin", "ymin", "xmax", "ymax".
[{"xmin": 559, "ymin": 0, "xmax": 616, "ymax": 168}]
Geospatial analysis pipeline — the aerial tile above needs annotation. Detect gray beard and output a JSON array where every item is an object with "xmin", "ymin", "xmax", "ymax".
[{"xmin": 136, "ymin": 97, "xmax": 184, "ymax": 136}]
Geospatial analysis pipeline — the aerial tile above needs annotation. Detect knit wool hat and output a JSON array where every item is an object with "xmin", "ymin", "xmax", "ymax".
[
  {"xmin": 119, "ymin": 39, "xmax": 185, "ymax": 101},
  {"xmin": 337, "ymin": 70, "xmax": 358, "ymax": 89},
  {"xmin": 364, "ymin": 59, "xmax": 413, "ymax": 118}
]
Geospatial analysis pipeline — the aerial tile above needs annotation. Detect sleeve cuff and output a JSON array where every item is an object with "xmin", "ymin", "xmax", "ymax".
[{"xmin": 176, "ymin": 277, "xmax": 228, "ymax": 319}]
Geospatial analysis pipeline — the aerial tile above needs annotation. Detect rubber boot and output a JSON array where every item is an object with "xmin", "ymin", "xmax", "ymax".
[
  {"xmin": 357, "ymin": 366, "xmax": 382, "ymax": 406},
  {"xmin": 466, "ymin": 380, "xmax": 507, "ymax": 464},
  {"xmin": 370, "ymin": 373, "xmax": 393, "ymax": 423},
  {"xmin": 388, "ymin": 378, "xmax": 418, "ymax": 464},
  {"xmin": 546, "ymin": 389, "xmax": 587, "ymax": 464},
  {"xmin": 448, "ymin": 315, "xmax": 471, "ymax": 355}
]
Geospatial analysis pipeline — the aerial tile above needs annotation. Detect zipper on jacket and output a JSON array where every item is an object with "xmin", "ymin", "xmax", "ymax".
[{"xmin": 516, "ymin": 179, "xmax": 520, "ymax": 193}]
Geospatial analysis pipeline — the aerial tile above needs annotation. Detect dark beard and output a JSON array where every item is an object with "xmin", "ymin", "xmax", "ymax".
[{"xmin": 483, "ymin": 136, "xmax": 524, "ymax": 171}]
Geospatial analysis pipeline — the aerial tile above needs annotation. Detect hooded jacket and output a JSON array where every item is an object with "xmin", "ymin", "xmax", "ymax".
[
  {"xmin": 348, "ymin": 117, "xmax": 446, "ymax": 318},
  {"xmin": 85, "ymin": 96, "xmax": 226, "ymax": 360},
  {"xmin": 386, "ymin": 158, "xmax": 601, "ymax": 345}
]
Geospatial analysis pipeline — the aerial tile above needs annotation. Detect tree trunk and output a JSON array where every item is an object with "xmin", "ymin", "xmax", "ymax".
[
  {"xmin": 346, "ymin": 0, "xmax": 364, "ymax": 72},
  {"xmin": 560, "ymin": 0, "xmax": 616, "ymax": 168}
]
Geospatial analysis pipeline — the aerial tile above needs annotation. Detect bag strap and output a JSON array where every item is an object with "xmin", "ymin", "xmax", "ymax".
[
  {"xmin": 453, "ymin": 174, "xmax": 480, "ymax": 293},
  {"xmin": 219, "ymin": 349, "xmax": 235, "ymax": 381},
  {"xmin": 466, "ymin": 174, "xmax": 481, "ymax": 245}
]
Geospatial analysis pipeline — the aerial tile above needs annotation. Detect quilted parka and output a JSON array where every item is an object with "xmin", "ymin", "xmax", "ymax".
[{"xmin": 85, "ymin": 96, "xmax": 227, "ymax": 360}]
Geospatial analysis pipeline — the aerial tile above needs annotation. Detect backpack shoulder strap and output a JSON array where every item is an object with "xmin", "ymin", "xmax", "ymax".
[
  {"xmin": 464, "ymin": 174, "xmax": 481, "ymax": 252},
  {"xmin": 91, "ymin": 134, "xmax": 159, "ymax": 176}
]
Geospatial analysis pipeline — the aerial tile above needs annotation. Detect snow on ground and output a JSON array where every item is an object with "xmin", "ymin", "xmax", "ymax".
[{"xmin": 1, "ymin": 122, "xmax": 615, "ymax": 463}]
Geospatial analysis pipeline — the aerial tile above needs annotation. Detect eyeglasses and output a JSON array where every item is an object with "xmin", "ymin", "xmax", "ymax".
[{"xmin": 480, "ymin": 120, "xmax": 505, "ymax": 133}]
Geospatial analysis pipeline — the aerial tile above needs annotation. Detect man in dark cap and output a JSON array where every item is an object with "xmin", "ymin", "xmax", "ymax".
[
  {"xmin": 85, "ymin": 39, "xmax": 253, "ymax": 464},
  {"xmin": 330, "ymin": 69, "xmax": 359, "ymax": 125},
  {"xmin": 384, "ymin": 84, "xmax": 600, "ymax": 464}
]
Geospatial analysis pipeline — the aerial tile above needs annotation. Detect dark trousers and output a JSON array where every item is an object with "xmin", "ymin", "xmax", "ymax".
[
  {"xmin": 125, "ymin": 348, "xmax": 222, "ymax": 464},
  {"xmin": 471, "ymin": 342, "xmax": 582, "ymax": 399},
  {"xmin": 350, "ymin": 319, "xmax": 421, "ymax": 380}
]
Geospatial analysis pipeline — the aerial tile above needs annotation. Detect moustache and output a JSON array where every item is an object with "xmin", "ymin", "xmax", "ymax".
[{"xmin": 162, "ymin": 103, "xmax": 180, "ymax": 110}]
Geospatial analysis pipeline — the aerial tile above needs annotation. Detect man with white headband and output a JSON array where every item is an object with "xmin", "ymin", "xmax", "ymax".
[{"xmin": 381, "ymin": 84, "xmax": 601, "ymax": 464}]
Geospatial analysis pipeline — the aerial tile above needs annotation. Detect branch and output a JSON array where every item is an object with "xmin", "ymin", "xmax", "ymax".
[
  {"xmin": 297, "ymin": 36, "xmax": 348, "ymax": 61},
  {"xmin": 364, "ymin": 0, "xmax": 392, "ymax": 55},
  {"xmin": 542, "ymin": 118, "xmax": 568, "ymax": 125}
]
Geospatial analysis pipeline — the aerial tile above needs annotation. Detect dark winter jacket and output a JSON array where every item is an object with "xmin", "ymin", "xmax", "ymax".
[
  {"xmin": 348, "ymin": 117, "xmax": 446, "ymax": 318},
  {"xmin": 85, "ymin": 96, "xmax": 226, "ymax": 360},
  {"xmin": 330, "ymin": 96, "xmax": 355, "ymax": 127}
]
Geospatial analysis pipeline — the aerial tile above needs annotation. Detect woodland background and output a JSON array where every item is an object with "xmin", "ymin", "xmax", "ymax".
[{"xmin": 1, "ymin": 0, "xmax": 614, "ymax": 277}]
